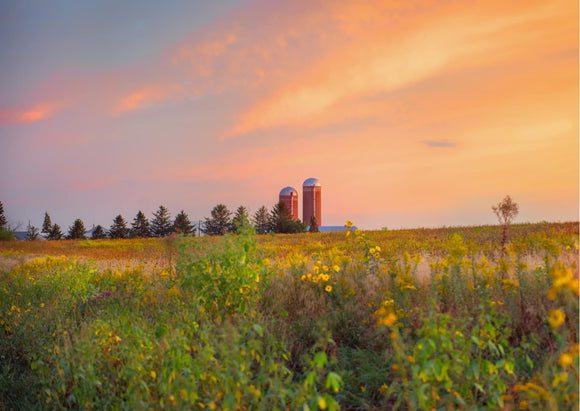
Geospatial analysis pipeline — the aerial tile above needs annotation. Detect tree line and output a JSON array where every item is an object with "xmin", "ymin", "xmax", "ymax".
[{"xmin": 0, "ymin": 200, "xmax": 319, "ymax": 241}]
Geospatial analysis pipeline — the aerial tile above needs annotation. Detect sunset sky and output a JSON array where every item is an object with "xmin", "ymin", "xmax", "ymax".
[{"xmin": 1, "ymin": 0, "xmax": 578, "ymax": 231}]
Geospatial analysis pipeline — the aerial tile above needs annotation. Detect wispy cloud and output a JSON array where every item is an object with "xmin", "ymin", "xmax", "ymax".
[
  {"xmin": 0, "ymin": 102, "xmax": 60, "ymax": 125},
  {"xmin": 421, "ymin": 140, "xmax": 456, "ymax": 148},
  {"xmin": 112, "ymin": 84, "xmax": 185, "ymax": 115}
]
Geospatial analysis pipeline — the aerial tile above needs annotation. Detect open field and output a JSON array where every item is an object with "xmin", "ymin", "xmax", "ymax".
[{"xmin": 1, "ymin": 222, "xmax": 578, "ymax": 410}]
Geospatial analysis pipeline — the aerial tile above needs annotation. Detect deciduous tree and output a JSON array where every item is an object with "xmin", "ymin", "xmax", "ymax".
[{"xmin": 492, "ymin": 195, "xmax": 519, "ymax": 254}]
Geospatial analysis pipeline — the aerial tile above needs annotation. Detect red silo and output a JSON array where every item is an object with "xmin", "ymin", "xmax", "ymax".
[
  {"xmin": 303, "ymin": 178, "xmax": 321, "ymax": 227},
  {"xmin": 279, "ymin": 187, "xmax": 299, "ymax": 220}
]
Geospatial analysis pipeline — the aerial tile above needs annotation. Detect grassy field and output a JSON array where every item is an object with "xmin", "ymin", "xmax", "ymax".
[{"xmin": 1, "ymin": 222, "xmax": 578, "ymax": 410}]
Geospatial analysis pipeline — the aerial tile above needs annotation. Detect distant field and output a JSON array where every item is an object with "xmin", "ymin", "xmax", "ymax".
[{"xmin": 1, "ymin": 222, "xmax": 578, "ymax": 409}]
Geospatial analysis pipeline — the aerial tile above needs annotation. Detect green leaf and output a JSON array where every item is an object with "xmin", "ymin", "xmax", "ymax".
[
  {"xmin": 314, "ymin": 352, "xmax": 328, "ymax": 369},
  {"xmin": 325, "ymin": 372, "xmax": 342, "ymax": 393},
  {"xmin": 253, "ymin": 323, "xmax": 263, "ymax": 337}
]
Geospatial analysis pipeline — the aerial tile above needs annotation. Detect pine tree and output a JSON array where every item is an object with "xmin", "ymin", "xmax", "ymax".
[
  {"xmin": 309, "ymin": 215, "xmax": 319, "ymax": 233},
  {"xmin": 131, "ymin": 211, "xmax": 151, "ymax": 238},
  {"xmin": 253, "ymin": 206, "xmax": 270, "ymax": 234},
  {"xmin": 151, "ymin": 206, "xmax": 172, "ymax": 237},
  {"xmin": 91, "ymin": 225, "xmax": 107, "ymax": 240},
  {"xmin": 173, "ymin": 210, "xmax": 194, "ymax": 236},
  {"xmin": 48, "ymin": 224, "xmax": 63, "ymax": 240},
  {"xmin": 231, "ymin": 206, "xmax": 250, "ymax": 233},
  {"xmin": 270, "ymin": 202, "xmax": 306, "ymax": 234},
  {"xmin": 25, "ymin": 221, "xmax": 39, "ymax": 240},
  {"xmin": 67, "ymin": 219, "xmax": 86, "ymax": 240},
  {"xmin": 202, "ymin": 204, "xmax": 232, "ymax": 236},
  {"xmin": 0, "ymin": 201, "xmax": 6, "ymax": 229},
  {"xmin": 109, "ymin": 215, "xmax": 129, "ymax": 239},
  {"xmin": 41, "ymin": 212, "xmax": 52, "ymax": 238}
]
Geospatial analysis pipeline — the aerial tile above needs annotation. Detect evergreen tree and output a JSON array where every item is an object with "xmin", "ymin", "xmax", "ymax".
[
  {"xmin": 173, "ymin": 210, "xmax": 194, "ymax": 236},
  {"xmin": 0, "ymin": 201, "xmax": 6, "ymax": 229},
  {"xmin": 48, "ymin": 224, "xmax": 63, "ymax": 240},
  {"xmin": 202, "ymin": 204, "xmax": 232, "ymax": 236},
  {"xmin": 109, "ymin": 215, "xmax": 129, "ymax": 239},
  {"xmin": 67, "ymin": 219, "xmax": 86, "ymax": 240},
  {"xmin": 91, "ymin": 225, "xmax": 107, "ymax": 240},
  {"xmin": 231, "ymin": 206, "xmax": 250, "ymax": 233},
  {"xmin": 270, "ymin": 202, "xmax": 307, "ymax": 234},
  {"xmin": 41, "ymin": 212, "xmax": 52, "ymax": 238},
  {"xmin": 151, "ymin": 206, "xmax": 172, "ymax": 237},
  {"xmin": 309, "ymin": 215, "xmax": 319, "ymax": 233},
  {"xmin": 253, "ymin": 206, "xmax": 271, "ymax": 234},
  {"xmin": 25, "ymin": 221, "xmax": 39, "ymax": 240},
  {"xmin": 131, "ymin": 210, "xmax": 151, "ymax": 238}
]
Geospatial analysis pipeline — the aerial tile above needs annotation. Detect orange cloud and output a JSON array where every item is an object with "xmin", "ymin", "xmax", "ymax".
[
  {"xmin": 225, "ymin": 0, "xmax": 577, "ymax": 138},
  {"xmin": 113, "ymin": 84, "xmax": 184, "ymax": 115},
  {"xmin": 0, "ymin": 102, "xmax": 59, "ymax": 125}
]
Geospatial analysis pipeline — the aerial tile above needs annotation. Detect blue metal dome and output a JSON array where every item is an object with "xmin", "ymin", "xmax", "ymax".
[
  {"xmin": 279, "ymin": 186, "xmax": 298, "ymax": 196},
  {"xmin": 303, "ymin": 178, "xmax": 321, "ymax": 187}
]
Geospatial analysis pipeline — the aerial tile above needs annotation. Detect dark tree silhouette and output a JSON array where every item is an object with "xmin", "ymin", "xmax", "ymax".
[
  {"xmin": 109, "ymin": 215, "xmax": 129, "ymax": 239},
  {"xmin": 173, "ymin": 210, "xmax": 194, "ymax": 236},
  {"xmin": 48, "ymin": 224, "xmax": 63, "ymax": 240},
  {"xmin": 202, "ymin": 204, "xmax": 232, "ymax": 236},
  {"xmin": 26, "ymin": 222, "xmax": 39, "ymax": 240},
  {"xmin": 151, "ymin": 206, "xmax": 172, "ymax": 237},
  {"xmin": 0, "ymin": 201, "xmax": 7, "ymax": 228},
  {"xmin": 231, "ymin": 206, "xmax": 250, "ymax": 233},
  {"xmin": 270, "ymin": 202, "xmax": 306, "ymax": 234},
  {"xmin": 91, "ymin": 225, "xmax": 107, "ymax": 240},
  {"xmin": 41, "ymin": 212, "xmax": 52, "ymax": 239},
  {"xmin": 131, "ymin": 210, "xmax": 151, "ymax": 238},
  {"xmin": 308, "ymin": 215, "xmax": 319, "ymax": 233},
  {"xmin": 253, "ymin": 206, "xmax": 270, "ymax": 234},
  {"xmin": 67, "ymin": 219, "xmax": 86, "ymax": 240}
]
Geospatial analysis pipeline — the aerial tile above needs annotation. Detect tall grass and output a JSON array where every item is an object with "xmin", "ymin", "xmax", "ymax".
[{"xmin": 0, "ymin": 222, "xmax": 578, "ymax": 409}]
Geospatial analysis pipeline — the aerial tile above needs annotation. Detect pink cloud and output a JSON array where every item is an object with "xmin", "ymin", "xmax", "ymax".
[
  {"xmin": 112, "ymin": 84, "xmax": 185, "ymax": 115},
  {"xmin": 0, "ymin": 102, "xmax": 60, "ymax": 125}
]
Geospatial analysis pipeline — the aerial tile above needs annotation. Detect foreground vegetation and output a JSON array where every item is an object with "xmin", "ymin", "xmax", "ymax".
[{"xmin": 1, "ymin": 222, "xmax": 578, "ymax": 410}]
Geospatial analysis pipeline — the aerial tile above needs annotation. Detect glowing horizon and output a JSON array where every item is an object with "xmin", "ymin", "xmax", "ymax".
[{"xmin": 0, "ymin": 0, "xmax": 578, "ymax": 231}]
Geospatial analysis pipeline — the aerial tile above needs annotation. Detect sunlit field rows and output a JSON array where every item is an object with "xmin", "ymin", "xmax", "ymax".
[{"xmin": 1, "ymin": 222, "xmax": 578, "ymax": 410}]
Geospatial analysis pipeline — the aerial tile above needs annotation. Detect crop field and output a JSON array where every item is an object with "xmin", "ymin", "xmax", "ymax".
[{"xmin": 1, "ymin": 222, "xmax": 578, "ymax": 410}]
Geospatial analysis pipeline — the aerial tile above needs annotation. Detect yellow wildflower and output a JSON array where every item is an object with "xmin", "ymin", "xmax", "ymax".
[
  {"xmin": 380, "ymin": 313, "xmax": 397, "ymax": 327},
  {"xmin": 558, "ymin": 353, "xmax": 573, "ymax": 367},
  {"xmin": 379, "ymin": 383, "xmax": 389, "ymax": 395},
  {"xmin": 151, "ymin": 371, "xmax": 156, "ymax": 379},
  {"xmin": 548, "ymin": 309, "xmax": 566, "ymax": 328},
  {"xmin": 333, "ymin": 265, "xmax": 340, "ymax": 272},
  {"xmin": 325, "ymin": 285, "xmax": 332, "ymax": 292},
  {"xmin": 519, "ymin": 400, "xmax": 528, "ymax": 410}
]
